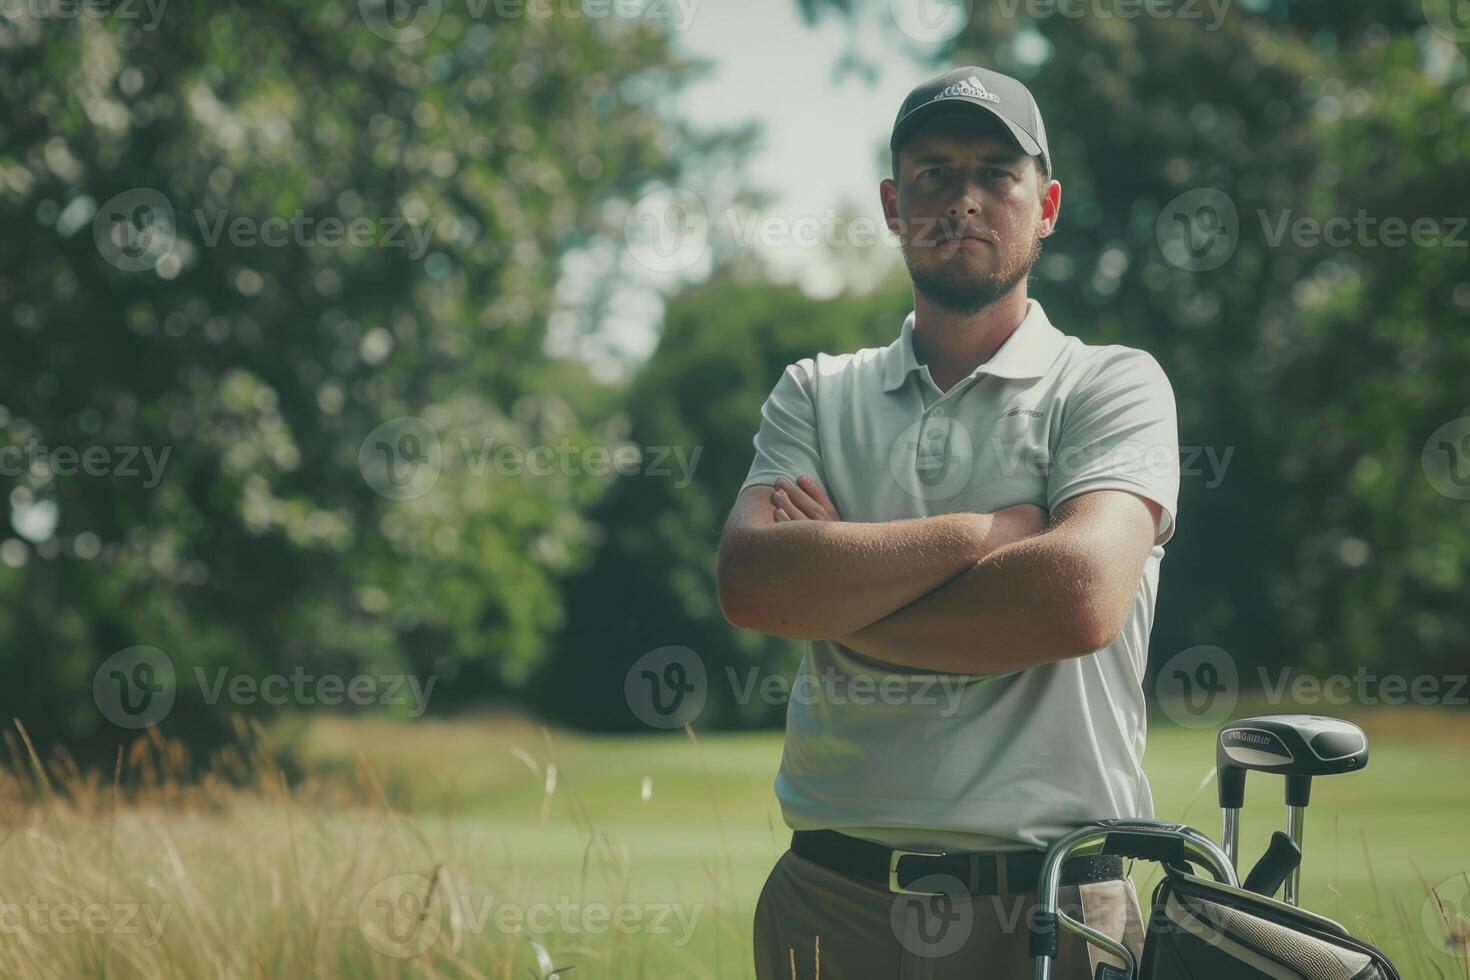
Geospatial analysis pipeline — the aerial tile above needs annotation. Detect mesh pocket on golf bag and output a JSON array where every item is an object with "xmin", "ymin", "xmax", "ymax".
[
  {"xmin": 1155, "ymin": 890, "xmax": 1379, "ymax": 979},
  {"xmin": 1138, "ymin": 870, "xmax": 1399, "ymax": 980}
]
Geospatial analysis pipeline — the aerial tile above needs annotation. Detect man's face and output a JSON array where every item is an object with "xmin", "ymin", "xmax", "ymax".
[{"xmin": 880, "ymin": 110, "xmax": 1061, "ymax": 315}]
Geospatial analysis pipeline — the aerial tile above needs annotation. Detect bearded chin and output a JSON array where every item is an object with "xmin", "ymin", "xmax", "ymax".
[{"xmin": 905, "ymin": 235, "xmax": 1043, "ymax": 315}]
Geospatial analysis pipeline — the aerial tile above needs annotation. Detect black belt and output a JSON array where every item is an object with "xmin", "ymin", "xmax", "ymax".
[{"xmin": 791, "ymin": 829, "xmax": 1124, "ymax": 897}]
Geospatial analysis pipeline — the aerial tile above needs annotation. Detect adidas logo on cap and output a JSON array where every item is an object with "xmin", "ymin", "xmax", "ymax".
[{"xmin": 933, "ymin": 75, "xmax": 1001, "ymax": 104}]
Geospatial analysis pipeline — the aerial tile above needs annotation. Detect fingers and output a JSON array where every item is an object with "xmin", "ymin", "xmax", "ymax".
[
  {"xmin": 794, "ymin": 475, "xmax": 841, "ymax": 521},
  {"xmin": 771, "ymin": 488, "xmax": 805, "ymax": 521},
  {"xmin": 775, "ymin": 476, "xmax": 838, "ymax": 521},
  {"xmin": 769, "ymin": 485, "xmax": 803, "ymax": 522}
]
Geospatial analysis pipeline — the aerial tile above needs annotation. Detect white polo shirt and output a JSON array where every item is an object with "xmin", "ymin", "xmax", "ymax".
[{"xmin": 738, "ymin": 298, "xmax": 1180, "ymax": 851}]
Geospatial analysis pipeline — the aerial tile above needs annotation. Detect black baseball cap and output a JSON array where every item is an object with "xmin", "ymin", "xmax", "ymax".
[{"xmin": 890, "ymin": 66, "xmax": 1051, "ymax": 180}]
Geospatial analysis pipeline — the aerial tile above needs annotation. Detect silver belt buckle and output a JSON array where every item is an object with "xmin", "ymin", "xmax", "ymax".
[{"xmin": 888, "ymin": 847, "xmax": 948, "ymax": 895}]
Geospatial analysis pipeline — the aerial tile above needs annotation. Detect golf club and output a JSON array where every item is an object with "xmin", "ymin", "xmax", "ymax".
[{"xmin": 1216, "ymin": 714, "xmax": 1369, "ymax": 905}]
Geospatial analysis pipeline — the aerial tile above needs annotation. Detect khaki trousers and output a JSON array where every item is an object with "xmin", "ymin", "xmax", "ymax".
[{"xmin": 753, "ymin": 848, "xmax": 1146, "ymax": 979}]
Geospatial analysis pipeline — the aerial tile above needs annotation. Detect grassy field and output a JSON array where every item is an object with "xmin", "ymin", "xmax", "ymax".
[{"xmin": 0, "ymin": 708, "xmax": 1465, "ymax": 978}]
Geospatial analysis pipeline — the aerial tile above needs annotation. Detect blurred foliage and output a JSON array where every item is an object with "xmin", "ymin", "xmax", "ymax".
[{"xmin": 0, "ymin": 1, "xmax": 751, "ymax": 755}]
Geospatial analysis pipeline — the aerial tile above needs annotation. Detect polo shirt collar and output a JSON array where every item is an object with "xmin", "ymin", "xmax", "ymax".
[{"xmin": 881, "ymin": 298, "xmax": 1067, "ymax": 392}]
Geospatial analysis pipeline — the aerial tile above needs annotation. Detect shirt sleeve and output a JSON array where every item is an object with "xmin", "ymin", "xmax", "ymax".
[
  {"xmin": 1047, "ymin": 348, "xmax": 1180, "ymax": 546},
  {"xmin": 738, "ymin": 357, "xmax": 827, "ymax": 496}
]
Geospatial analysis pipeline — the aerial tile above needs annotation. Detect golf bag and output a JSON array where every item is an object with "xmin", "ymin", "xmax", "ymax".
[
  {"xmin": 1030, "ymin": 819, "xmax": 1402, "ymax": 979},
  {"xmin": 1033, "ymin": 714, "xmax": 1405, "ymax": 980},
  {"xmin": 1140, "ymin": 860, "xmax": 1401, "ymax": 979}
]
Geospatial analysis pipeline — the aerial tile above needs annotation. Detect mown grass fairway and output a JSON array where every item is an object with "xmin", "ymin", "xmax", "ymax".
[{"xmin": 0, "ymin": 709, "xmax": 1465, "ymax": 978}]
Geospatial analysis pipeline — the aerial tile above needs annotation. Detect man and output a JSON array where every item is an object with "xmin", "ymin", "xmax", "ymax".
[{"xmin": 717, "ymin": 65, "xmax": 1180, "ymax": 978}]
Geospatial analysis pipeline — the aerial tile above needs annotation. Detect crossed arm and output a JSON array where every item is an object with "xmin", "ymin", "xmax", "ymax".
[{"xmin": 715, "ymin": 475, "xmax": 1162, "ymax": 675}]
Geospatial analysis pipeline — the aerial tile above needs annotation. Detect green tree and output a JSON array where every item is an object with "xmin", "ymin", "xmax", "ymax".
[{"xmin": 0, "ymin": 1, "xmax": 741, "ymax": 755}]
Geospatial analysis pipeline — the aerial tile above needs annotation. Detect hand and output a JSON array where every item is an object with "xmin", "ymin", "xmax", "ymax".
[
  {"xmin": 771, "ymin": 475, "xmax": 842, "ymax": 523},
  {"xmin": 990, "ymin": 502, "xmax": 1048, "ymax": 545}
]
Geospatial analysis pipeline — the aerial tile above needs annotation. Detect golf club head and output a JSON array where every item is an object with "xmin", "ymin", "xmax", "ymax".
[{"xmin": 1217, "ymin": 714, "xmax": 1369, "ymax": 808}]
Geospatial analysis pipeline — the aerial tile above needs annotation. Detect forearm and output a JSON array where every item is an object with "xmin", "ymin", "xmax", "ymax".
[
  {"xmin": 718, "ymin": 510, "xmax": 1006, "ymax": 640},
  {"xmin": 834, "ymin": 528, "xmax": 1118, "ymax": 674}
]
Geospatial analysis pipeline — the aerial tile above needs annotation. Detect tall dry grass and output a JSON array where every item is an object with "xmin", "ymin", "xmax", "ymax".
[{"xmin": 0, "ymin": 717, "xmax": 725, "ymax": 979}]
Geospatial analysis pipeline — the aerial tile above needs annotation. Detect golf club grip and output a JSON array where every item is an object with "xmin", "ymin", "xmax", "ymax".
[{"xmin": 1217, "ymin": 763, "xmax": 1247, "ymax": 809}]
